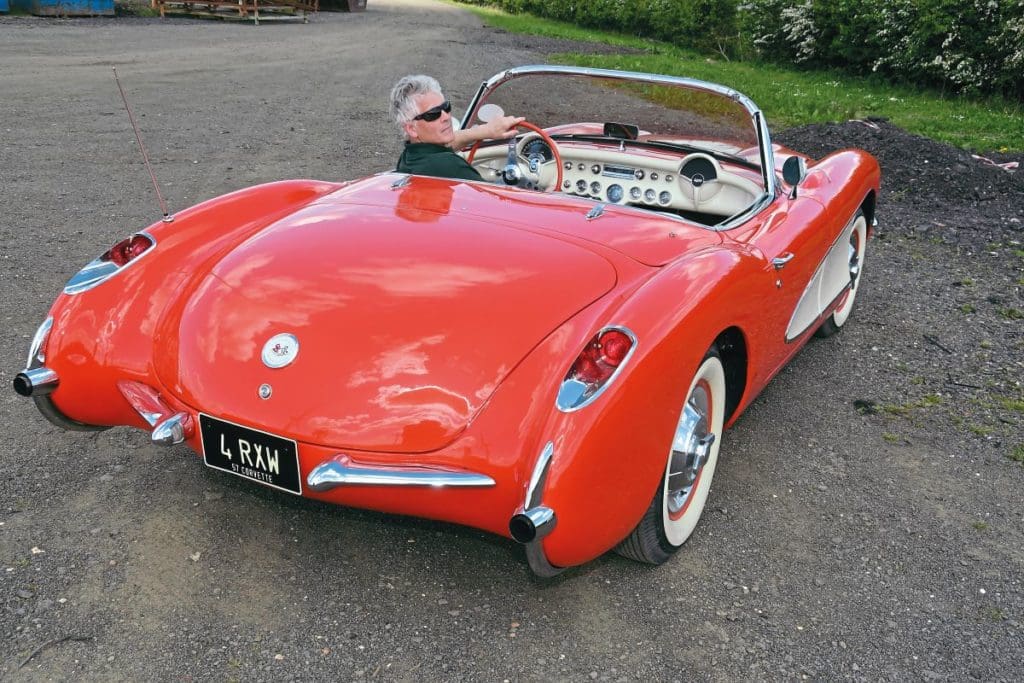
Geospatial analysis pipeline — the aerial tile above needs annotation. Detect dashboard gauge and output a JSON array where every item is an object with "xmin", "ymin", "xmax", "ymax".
[
  {"xmin": 590, "ymin": 181, "xmax": 602, "ymax": 195},
  {"xmin": 522, "ymin": 139, "xmax": 553, "ymax": 162},
  {"xmin": 607, "ymin": 184, "xmax": 624, "ymax": 203},
  {"xmin": 629, "ymin": 186, "xmax": 642, "ymax": 200},
  {"xmin": 659, "ymin": 191, "xmax": 672, "ymax": 205},
  {"xmin": 576, "ymin": 179, "xmax": 588, "ymax": 193},
  {"xmin": 563, "ymin": 180, "xmax": 571, "ymax": 189},
  {"xmin": 644, "ymin": 189, "xmax": 656, "ymax": 202}
]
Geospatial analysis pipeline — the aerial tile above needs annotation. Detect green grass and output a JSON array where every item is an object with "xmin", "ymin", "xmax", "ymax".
[
  {"xmin": 1009, "ymin": 445, "xmax": 1024, "ymax": 463},
  {"xmin": 1000, "ymin": 398, "xmax": 1024, "ymax": 413},
  {"xmin": 969, "ymin": 424, "xmax": 993, "ymax": 436},
  {"xmin": 453, "ymin": 2, "xmax": 1024, "ymax": 152}
]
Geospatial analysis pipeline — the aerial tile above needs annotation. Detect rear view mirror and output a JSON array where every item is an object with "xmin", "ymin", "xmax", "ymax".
[
  {"xmin": 477, "ymin": 103, "xmax": 505, "ymax": 124},
  {"xmin": 603, "ymin": 122, "xmax": 639, "ymax": 140},
  {"xmin": 782, "ymin": 156, "xmax": 807, "ymax": 198}
]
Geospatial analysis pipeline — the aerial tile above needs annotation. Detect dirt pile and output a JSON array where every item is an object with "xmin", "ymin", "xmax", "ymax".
[{"xmin": 776, "ymin": 119, "xmax": 1024, "ymax": 249}]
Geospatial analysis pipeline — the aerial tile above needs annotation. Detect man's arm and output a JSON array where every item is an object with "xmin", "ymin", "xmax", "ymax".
[{"xmin": 450, "ymin": 114, "xmax": 525, "ymax": 150}]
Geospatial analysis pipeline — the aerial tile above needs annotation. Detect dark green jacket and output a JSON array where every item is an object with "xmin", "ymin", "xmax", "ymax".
[{"xmin": 396, "ymin": 142, "xmax": 482, "ymax": 182}]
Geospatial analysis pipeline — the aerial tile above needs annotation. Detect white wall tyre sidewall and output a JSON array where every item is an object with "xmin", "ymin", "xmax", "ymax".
[
  {"xmin": 831, "ymin": 214, "xmax": 868, "ymax": 329},
  {"xmin": 661, "ymin": 355, "xmax": 726, "ymax": 548}
]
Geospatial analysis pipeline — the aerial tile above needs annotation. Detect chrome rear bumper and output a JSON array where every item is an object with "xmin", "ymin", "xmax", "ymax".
[{"xmin": 307, "ymin": 456, "xmax": 495, "ymax": 491}]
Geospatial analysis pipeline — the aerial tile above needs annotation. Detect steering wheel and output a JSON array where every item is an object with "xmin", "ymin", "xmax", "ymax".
[
  {"xmin": 466, "ymin": 121, "xmax": 564, "ymax": 192},
  {"xmin": 679, "ymin": 153, "xmax": 723, "ymax": 208}
]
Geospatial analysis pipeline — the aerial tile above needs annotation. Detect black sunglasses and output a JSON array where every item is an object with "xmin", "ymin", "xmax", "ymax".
[{"xmin": 413, "ymin": 100, "xmax": 451, "ymax": 122}]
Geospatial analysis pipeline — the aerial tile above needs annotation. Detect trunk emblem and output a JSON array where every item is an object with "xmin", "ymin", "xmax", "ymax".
[
  {"xmin": 258, "ymin": 384, "xmax": 273, "ymax": 399},
  {"xmin": 261, "ymin": 333, "xmax": 299, "ymax": 369}
]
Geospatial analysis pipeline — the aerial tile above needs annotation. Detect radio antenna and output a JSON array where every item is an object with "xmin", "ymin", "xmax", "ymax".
[{"xmin": 112, "ymin": 67, "xmax": 173, "ymax": 223}]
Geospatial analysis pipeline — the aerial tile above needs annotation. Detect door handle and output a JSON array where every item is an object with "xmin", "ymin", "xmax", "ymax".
[{"xmin": 772, "ymin": 252, "xmax": 795, "ymax": 270}]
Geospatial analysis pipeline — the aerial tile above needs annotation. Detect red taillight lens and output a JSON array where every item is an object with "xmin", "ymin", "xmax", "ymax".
[
  {"xmin": 600, "ymin": 329, "xmax": 631, "ymax": 366},
  {"xmin": 558, "ymin": 328, "xmax": 636, "ymax": 411},
  {"xmin": 101, "ymin": 234, "xmax": 153, "ymax": 267}
]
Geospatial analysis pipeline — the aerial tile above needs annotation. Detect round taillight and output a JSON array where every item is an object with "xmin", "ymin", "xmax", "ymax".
[
  {"xmin": 126, "ymin": 234, "xmax": 150, "ymax": 259},
  {"xmin": 599, "ymin": 330, "xmax": 631, "ymax": 366},
  {"xmin": 103, "ymin": 234, "xmax": 153, "ymax": 267}
]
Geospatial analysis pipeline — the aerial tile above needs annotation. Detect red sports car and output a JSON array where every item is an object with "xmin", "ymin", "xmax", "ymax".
[{"xmin": 14, "ymin": 66, "xmax": 879, "ymax": 576}]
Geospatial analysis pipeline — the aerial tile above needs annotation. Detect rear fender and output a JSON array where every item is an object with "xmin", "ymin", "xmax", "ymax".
[
  {"xmin": 537, "ymin": 245, "xmax": 753, "ymax": 567},
  {"xmin": 40, "ymin": 180, "xmax": 344, "ymax": 428}
]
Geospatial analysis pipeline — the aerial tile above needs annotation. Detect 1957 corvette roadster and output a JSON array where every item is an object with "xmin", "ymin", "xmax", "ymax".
[{"xmin": 15, "ymin": 66, "xmax": 879, "ymax": 576}]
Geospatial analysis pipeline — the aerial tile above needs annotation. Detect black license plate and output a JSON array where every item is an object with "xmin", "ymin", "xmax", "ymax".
[{"xmin": 200, "ymin": 414, "xmax": 302, "ymax": 495}]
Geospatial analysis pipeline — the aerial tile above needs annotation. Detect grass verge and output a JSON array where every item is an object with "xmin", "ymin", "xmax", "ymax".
[{"xmin": 451, "ymin": 2, "xmax": 1023, "ymax": 152}]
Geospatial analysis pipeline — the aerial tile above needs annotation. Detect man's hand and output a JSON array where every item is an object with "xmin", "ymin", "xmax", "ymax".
[
  {"xmin": 451, "ymin": 115, "xmax": 526, "ymax": 149},
  {"xmin": 479, "ymin": 114, "xmax": 526, "ymax": 140}
]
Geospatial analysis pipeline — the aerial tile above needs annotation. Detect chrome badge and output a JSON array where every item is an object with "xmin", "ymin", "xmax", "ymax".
[
  {"xmin": 261, "ymin": 333, "xmax": 299, "ymax": 369},
  {"xmin": 258, "ymin": 384, "xmax": 273, "ymax": 400}
]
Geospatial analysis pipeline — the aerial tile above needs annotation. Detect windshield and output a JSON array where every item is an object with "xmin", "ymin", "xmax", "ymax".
[
  {"xmin": 460, "ymin": 67, "xmax": 774, "ymax": 228},
  {"xmin": 465, "ymin": 68, "xmax": 769, "ymax": 182}
]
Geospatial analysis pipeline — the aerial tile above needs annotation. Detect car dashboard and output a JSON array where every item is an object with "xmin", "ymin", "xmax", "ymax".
[{"xmin": 468, "ymin": 134, "xmax": 764, "ymax": 226}]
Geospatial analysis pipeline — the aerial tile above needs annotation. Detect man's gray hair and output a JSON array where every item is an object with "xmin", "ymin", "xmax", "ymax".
[{"xmin": 389, "ymin": 74, "xmax": 443, "ymax": 137}]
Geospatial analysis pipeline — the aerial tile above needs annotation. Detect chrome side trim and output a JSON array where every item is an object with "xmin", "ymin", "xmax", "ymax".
[
  {"xmin": 306, "ymin": 456, "xmax": 495, "ymax": 492},
  {"xmin": 515, "ymin": 441, "xmax": 563, "ymax": 578},
  {"xmin": 526, "ymin": 441, "xmax": 554, "ymax": 509},
  {"xmin": 26, "ymin": 317, "xmax": 53, "ymax": 368}
]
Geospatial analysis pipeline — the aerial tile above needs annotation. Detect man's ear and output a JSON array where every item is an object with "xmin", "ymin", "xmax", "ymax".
[{"xmin": 403, "ymin": 121, "xmax": 418, "ymax": 141}]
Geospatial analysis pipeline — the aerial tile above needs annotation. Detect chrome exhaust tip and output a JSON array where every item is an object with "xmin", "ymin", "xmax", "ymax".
[
  {"xmin": 13, "ymin": 367, "xmax": 59, "ymax": 397},
  {"xmin": 509, "ymin": 506, "xmax": 556, "ymax": 544}
]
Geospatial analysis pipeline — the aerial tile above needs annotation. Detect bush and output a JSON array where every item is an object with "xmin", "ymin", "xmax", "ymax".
[
  {"xmin": 740, "ymin": 0, "xmax": 1024, "ymax": 98},
  {"xmin": 459, "ymin": 0, "xmax": 1024, "ymax": 98}
]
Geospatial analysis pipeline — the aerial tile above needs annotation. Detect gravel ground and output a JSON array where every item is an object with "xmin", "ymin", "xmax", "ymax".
[{"xmin": 1, "ymin": 1, "xmax": 1022, "ymax": 680}]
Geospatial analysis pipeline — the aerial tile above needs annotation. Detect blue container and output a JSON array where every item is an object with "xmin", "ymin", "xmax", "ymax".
[
  {"xmin": 0, "ymin": 0, "xmax": 9, "ymax": 13},
  {"xmin": 12, "ymin": 0, "xmax": 114, "ymax": 14}
]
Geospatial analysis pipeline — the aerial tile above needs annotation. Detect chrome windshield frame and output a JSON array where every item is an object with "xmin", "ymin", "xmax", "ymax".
[{"xmin": 460, "ymin": 64, "xmax": 778, "ymax": 225}]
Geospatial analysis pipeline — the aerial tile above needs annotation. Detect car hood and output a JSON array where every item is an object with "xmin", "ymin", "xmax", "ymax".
[{"xmin": 156, "ymin": 177, "xmax": 621, "ymax": 453}]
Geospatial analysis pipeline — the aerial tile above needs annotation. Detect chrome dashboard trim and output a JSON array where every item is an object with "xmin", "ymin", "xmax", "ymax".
[{"xmin": 306, "ymin": 456, "xmax": 495, "ymax": 491}]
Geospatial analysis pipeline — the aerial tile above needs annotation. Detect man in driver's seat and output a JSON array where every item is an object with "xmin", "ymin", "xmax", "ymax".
[{"xmin": 390, "ymin": 75, "xmax": 523, "ymax": 182}]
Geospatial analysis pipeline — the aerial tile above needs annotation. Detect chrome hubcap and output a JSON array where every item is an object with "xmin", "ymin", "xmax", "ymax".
[
  {"xmin": 667, "ymin": 386, "xmax": 715, "ymax": 515},
  {"xmin": 848, "ymin": 233, "xmax": 861, "ymax": 287}
]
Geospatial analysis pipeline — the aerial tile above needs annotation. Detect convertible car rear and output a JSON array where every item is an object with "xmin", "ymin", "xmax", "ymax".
[{"xmin": 15, "ymin": 66, "xmax": 879, "ymax": 575}]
